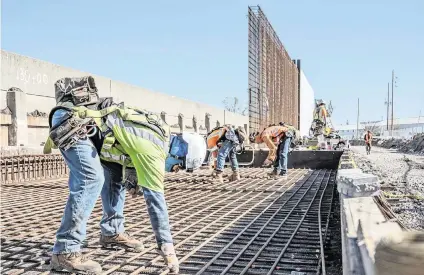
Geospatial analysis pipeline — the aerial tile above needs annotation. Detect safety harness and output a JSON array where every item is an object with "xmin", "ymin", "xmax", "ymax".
[{"xmin": 45, "ymin": 103, "xmax": 169, "ymax": 181}]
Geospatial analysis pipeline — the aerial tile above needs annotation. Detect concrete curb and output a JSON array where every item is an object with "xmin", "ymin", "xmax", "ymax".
[{"xmin": 338, "ymin": 150, "xmax": 403, "ymax": 275}]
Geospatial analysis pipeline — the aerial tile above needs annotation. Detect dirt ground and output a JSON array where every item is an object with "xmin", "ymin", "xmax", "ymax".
[{"xmin": 351, "ymin": 146, "xmax": 424, "ymax": 230}]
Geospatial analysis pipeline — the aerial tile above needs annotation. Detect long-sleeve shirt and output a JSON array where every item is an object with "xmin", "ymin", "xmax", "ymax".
[{"xmin": 258, "ymin": 126, "xmax": 289, "ymax": 162}]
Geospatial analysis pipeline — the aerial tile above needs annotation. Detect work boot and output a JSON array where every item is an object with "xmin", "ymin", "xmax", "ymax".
[
  {"xmin": 268, "ymin": 169, "xmax": 278, "ymax": 176},
  {"xmin": 279, "ymin": 171, "xmax": 288, "ymax": 178},
  {"xmin": 211, "ymin": 170, "xmax": 224, "ymax": 184},
  {"xmin": 50, "ymin": 252, "xmax": 102, "ymax": 274},
  {"xmin": 229, "ymin": 171, "xmax": 241, "ymax": 182},
  {"xmin": 159, "ymin": 243, "xmax": 179, "ymax": 274},
  {"xmin": 100, "ymin": 232, "xmax": 144, "ymax": 251}
]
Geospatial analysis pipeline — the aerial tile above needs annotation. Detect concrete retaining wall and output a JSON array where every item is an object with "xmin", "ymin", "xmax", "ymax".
[{"xmin": 1, "ymin": 50, "xmax": 248, "ymax": 147}]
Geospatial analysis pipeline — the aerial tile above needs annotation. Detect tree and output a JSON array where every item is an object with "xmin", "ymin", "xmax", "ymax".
[{"xmin": 222, "ymin": 97, "xmax": 248, "ymax": 115}]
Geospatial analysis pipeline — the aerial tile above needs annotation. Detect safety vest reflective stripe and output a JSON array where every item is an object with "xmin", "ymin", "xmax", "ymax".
[
  {"xmin": 106, "ymin": 112, "xmax": 167, "ymax": 151},
  {"xmin": 101, "ymin": 151, "xmax": 121, "ymax": 162}
]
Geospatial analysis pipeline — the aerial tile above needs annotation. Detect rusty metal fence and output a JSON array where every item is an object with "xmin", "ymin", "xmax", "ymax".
[
  {"xmin": 0, "ymin": 154, "xmax": 68, "ymax": 184},
  {"xmin": 248, "ymin": 6, "xmax": 299, "ymax": 133}
]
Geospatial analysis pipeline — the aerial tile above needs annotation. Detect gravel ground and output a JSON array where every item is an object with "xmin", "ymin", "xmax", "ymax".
[{"xmin": 351, "ymin": 146, "xmax": 424, "ymax": 230}]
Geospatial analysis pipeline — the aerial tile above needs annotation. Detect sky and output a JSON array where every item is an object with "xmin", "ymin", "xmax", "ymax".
[{"xmin": 1, "ymin": 0, "xmax": 423, "ymax": 125}]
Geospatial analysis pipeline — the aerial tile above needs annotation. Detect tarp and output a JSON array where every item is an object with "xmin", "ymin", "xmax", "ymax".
[
  {"xmin": 182, "ymin": 132, "xmax": 207, "ymax": 170},
  {"xmin": 299, "ymin": 70, "xmax": 315, "ymax": 137}
]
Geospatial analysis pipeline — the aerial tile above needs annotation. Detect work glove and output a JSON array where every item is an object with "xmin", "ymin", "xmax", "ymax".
[
  {"xmin": 263, "ymin": 159, "xmax": 273, "ymax": 167},
  {"xmin": 128, "ymin": 183, "xmax": 141, "ymax": 198},
  {"xmin": 124, "ymin": 168, "xmax": 143, "ymax": 198},
  {"xmin": 124, "ymin": 181, "xmax": 142, "ymax": 198}
]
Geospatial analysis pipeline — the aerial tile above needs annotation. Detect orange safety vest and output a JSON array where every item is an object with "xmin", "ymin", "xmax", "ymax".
[
  {"xmin": 206, "ymin": 127, "xmax": 227, "ymax": 150},
  {"xmin": 260, "ymin": 126, "xmax": 288, "ymax": 141}
]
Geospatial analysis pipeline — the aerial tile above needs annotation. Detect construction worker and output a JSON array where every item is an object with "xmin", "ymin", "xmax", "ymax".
[
  {"xmin": 313, "ymin": 100, "xmax": 328, "ymax": 131},
  {"xmin": 311, "ymin": 100, "xmax": 330, "ymax": 149},
  {"xmin": 43, "ymin": 76, "xmax": 179, "ymax": 274},
  {"xmin": 364, "ymin": 130, "xmax": 373, "ymax": 154},
  {"xmin": 165, "ymin": 132, "xmax": 207, "ymax": 172},
  {"xmin": 250, "ymin": 123, "xmax": 299, "ymax": 175},
  {"xmin": 206, "ymin": 125, "xmax": 246, "ymax": 183}
]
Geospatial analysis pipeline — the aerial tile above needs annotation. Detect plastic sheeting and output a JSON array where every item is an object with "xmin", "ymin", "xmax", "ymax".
[
  {"xmin": 182, "ymin": 132, "xmax": 207, "ymax": 170},
  {"xmin": 299, "ymin": 70, "xmax": 315, "ymax": 137}
]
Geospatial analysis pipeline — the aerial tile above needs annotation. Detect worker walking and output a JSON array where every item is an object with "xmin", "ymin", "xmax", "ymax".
[
  {"xmin": 44, "ymin": 76, "xmax": 179, "ymax": 274},
  {"xmin": 250, "ymin": 124, "xmax": 299, "ymax": 176},
  {"xmin": 364, "ymin": 130, "xmax": 373, "ymax": 155},
  {"xmin": 206, "ymin": 125, "xmax": 246, "ymax": 183}
]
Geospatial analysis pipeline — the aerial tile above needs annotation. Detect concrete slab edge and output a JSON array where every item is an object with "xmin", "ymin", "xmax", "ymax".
[{"xmin": 337, "ymin": 150, "xmax": 402, "ymax": 275}]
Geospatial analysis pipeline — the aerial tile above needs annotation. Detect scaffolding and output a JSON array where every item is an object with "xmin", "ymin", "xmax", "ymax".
[{"xmin": 248, "ymin": 6, "xmax": 299, "ymax": 133}]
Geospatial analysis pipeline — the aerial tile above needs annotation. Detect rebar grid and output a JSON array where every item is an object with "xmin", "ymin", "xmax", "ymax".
[
  {"xmin": 248, "ymin": 6, "xmax": 299, "ymax": 133},
  {"xmin": 1, "ymin": 168, "xmax": 337, "ymax": 275}
]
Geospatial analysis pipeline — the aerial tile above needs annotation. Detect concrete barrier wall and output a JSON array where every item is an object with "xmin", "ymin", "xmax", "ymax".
[{"xmin": 1, "ymin": 50, "xmax": 248, "ymax": 147}]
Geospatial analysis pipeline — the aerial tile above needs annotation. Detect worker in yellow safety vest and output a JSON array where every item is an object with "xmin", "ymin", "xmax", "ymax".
[
  {"xmin": 43, "ymin": 76, "xmax": 179, "ymax": 274},
  {"xmin": 311, "ymin": 100, "xmax": 330, "ymax": 136}
]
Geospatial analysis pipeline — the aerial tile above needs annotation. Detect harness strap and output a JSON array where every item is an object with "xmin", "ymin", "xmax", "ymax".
[{"xmin": 75, "ymin": 106, "xmax": 167, "ymax": 139}]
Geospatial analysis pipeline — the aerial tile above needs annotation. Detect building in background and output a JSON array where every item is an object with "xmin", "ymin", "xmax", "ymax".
[{"xmin": 335, "ymin": 117, "xmax": 424, "ymax": 140}]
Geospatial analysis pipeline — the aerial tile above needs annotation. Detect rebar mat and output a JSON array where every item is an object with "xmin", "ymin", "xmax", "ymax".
[{"xmin": 1, "ymin": 169, "xmax": 336, "ymax": 275}]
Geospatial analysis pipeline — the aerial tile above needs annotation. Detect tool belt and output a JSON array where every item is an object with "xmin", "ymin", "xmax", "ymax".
[{"xmin": 48, "ymin": 107, "xmax": 97, "ymax": 151}]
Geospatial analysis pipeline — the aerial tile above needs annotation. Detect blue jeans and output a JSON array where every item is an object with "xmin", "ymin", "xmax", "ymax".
[
  {"xmin": 51, "ymin": 109, "xmax": 173, "ymax": 254},
  {"xmin": 273, "ymin": 137, "xmax": 292, "ymax": 174},
  {"xmin": 216, "ymin": 140, "xmax": 238, "ymax": 171}
]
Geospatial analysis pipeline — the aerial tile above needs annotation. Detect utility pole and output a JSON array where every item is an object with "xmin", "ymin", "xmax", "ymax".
[
  {"xmin": 387, "ymin": 83, "xmax": 390, "ymax": 131},
  {"xmin": 356, "ymin": 98, "xmax": 359, "ymax": 139},
  {"xmin": 391, "ymin": 70, "xmax": 394, "ymax": 135}
]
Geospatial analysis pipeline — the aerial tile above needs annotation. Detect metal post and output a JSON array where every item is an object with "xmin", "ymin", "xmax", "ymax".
[
  {"xmin": 387, "ymin": 82, "xmax": 390, "ymax": 131},
  {"xmin": 391, "ymin": 70, "xmax": 394, "ymax": 135},
  {"xmin": 356, "ymin": 98, "xmax": 359, "ymax": 139}
]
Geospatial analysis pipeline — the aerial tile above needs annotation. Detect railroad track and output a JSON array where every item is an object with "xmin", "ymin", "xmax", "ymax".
[{"xmin": 1, "ymin": 167, "xmax": 337, "ymax": 275}]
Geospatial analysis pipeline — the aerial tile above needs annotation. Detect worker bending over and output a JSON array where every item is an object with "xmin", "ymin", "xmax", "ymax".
[
  {"xmin": 165, "ymin": 132, "xmax": 207, "ymax": 173},
  {"xmin": 250, "ymin": 123, "xmax": 299, "ymax": 176},
  {"xmin": 364, "ymin": 130, "xmax": 373, "ymax": 154},
  {"xmin": 44, "ymin": 76, "xmax": 179, "ymax": 274},
  {"xmin": 206, "ymin": 125, "xmax": 246, "ymax": 183}
]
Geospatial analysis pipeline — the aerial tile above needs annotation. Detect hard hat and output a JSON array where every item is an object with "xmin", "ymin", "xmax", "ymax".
[{"xmin": 320, "ymin": 100, "xmax": 326, "ymax": 105}]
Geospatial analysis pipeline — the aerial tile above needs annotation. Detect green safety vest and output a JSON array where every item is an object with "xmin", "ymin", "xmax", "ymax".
[{"xmin": 44, "ymin": 104, "xmax": 170, "ymax": 192}]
